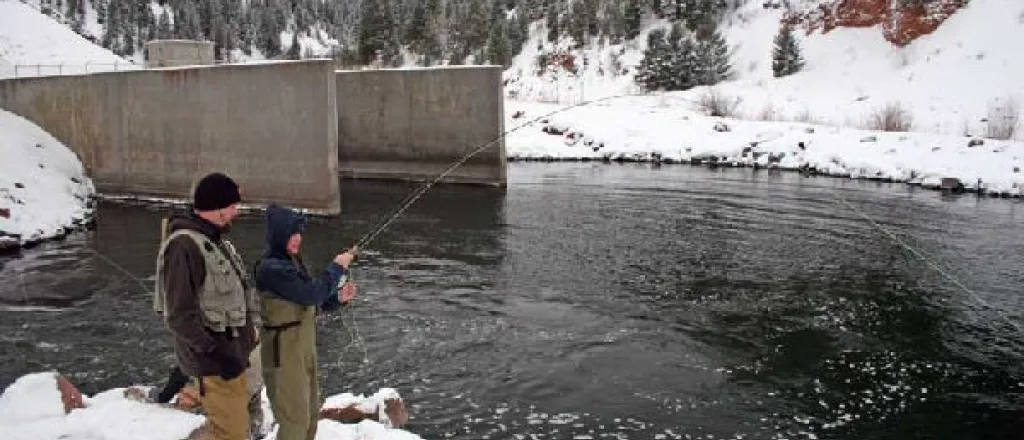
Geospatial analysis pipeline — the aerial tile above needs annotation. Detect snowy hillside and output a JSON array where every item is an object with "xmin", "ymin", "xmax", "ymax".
[
  {"xmin": 0, "ymin": 0, "xmax": 138, "ymax": 79},
  {"xmin": 503, "ymin": 0, "xmax": 1024, "ymax": 140}
]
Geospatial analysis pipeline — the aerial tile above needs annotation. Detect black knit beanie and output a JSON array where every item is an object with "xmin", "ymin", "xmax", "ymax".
[{"xmin": 193, "ymin": 172, "xmax": 241, "ymax": 211}]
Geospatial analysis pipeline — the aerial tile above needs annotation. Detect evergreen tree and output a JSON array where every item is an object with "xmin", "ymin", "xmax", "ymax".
[
  {"xmin": 288, "ymin": 32, "xmax": 302, "ymax": 60},
  {"xmin": 157, "ymin": 10, "xmax": 173, "ymax": 40},
  {"xmin": 358, "ymin": 0, "xmax": 398, "ymax": 65},
  {"xmin": 772, "ymin": 25, "xmax": 804, "ymax": 78},
  {"xmin": 545, "ymin": 1, "xmax": 560, "ymax": 42},
  {"xmin": 567, "ymin": 1, "xmax": 586, "ymax": 48},
  {"xmin": 405, "ymin": 1, "xmax": 430, "ymax": 53},
  {"xmin": 624, "ymin": 0, "xmax": 642, "ymax": 40},
  {"xmin": 635, "ymin": 28, "xmax": 671, "ymax": 91},
  {"xmin": 694, "ymin": 27, "xmax": 731, "ymax": 85},
  {"xmin": 485, "ymin": 20, "xmax": 511, "ymax": 66}
]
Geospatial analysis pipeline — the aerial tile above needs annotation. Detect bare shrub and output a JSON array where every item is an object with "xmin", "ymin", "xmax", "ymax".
[
  {"xmin": 794, "ymin": 108, "xmax": 813, "ymax": 124},
  {"xmin": 868, "ymin": 102, "xmax": 914, "ymax": 132},
  {"xmin": 697, "ymin": 88, "xmax": 742, "ymax": 118},
  {"xmin": 985, "ymin": 96, "xmax": 1020, "ymax": 140},
  {"xmin": 757, "ymin": 102, "xmax": 777, "ymax": 121}
]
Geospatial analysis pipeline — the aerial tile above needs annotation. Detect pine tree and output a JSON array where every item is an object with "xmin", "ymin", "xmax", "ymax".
[
  {"xmin": 405, "ymin": 1, "xmax": 429, "ymax": 53},
  {"xmin": 567, "ymin": 1, "xmax": 586, "ymax": 48},
  {"xmin": 158, "ymin": 10, "xmax": 173, "ymax": 40},
  {"xmin": 358, "ymin": 0, "xmax": 398, "ymax": 65},
  {"xmin": 485, "ymin": 20, "xmax": 510, "ymax": 66},
  {"xmin": 772, "ymin": 25, "xmax": 804, "ymax": 78},
  {"xmin": 288, "ymin": 32, "xmax": 302, "ymax": 60},
  {"xmin": 623, "ymin": 0, "xmax": 642, "ymax": 40},
  {"xmin": 545, "ymin": 1, "xmax": 560, "ymax": 42},
  {"xmin": 695, "ymin": 27, "xmax": 731, "ymax": 85},
  {"xmin": 636, "ymin": 28, "xmax": 671, "ymax": 91}
]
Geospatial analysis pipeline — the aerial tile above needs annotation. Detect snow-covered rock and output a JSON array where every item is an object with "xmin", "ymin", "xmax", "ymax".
[
  {"xmin": 0, "ymin": 371, "xmax": 424, "ymax": 440},
  {"xmin": 0, "ymin": 109, "xmax": 96, "ymax": 249}
]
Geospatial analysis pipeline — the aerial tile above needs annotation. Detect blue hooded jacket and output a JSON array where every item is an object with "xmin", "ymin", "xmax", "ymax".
[{"xmin": 254, "ymin": 203, "xmax": 345, "ymax": 311}]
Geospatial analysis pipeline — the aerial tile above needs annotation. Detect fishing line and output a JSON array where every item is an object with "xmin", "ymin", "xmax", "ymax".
[
  {"xmin": 351, "ymin": 91, "xmax": 647, "ymax": 251},
  {"xmin": 832, "ymin": 191, "xmax": 1023, "ymax": 335},
  {"xmin": 339, "ymin": 91, "xmax": 650, "ymax": 367}
]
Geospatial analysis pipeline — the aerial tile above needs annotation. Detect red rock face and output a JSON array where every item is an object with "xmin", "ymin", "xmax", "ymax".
[{"xmin": 782, "ymin": 0, "xmax": 967, "ymax": 46}]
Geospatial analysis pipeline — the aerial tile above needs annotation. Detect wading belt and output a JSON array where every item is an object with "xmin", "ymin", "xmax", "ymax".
[{"xmin": 263, "ymin": 321, "xmax": 302, "ymax": 366}]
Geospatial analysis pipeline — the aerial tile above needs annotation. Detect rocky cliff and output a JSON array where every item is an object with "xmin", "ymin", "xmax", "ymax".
[{"xmin": 782, "ymin": 0, "xmax": 968, "ymax": 46}]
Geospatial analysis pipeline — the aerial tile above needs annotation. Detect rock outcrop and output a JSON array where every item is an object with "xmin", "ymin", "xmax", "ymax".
[{"xmin": 782, "ymin": 0, "xmax": 968, "ymax": 46}]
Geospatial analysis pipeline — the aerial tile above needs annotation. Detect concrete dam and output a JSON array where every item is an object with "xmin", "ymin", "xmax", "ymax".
[{"xmin": 0, "ymin": 60, "xmax": 507, "ymax": 215}]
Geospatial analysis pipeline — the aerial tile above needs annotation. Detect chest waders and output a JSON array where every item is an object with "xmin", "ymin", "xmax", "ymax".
[{"xmin": 258, "ymin": 258, "xmax": 323, "ymax": 440}]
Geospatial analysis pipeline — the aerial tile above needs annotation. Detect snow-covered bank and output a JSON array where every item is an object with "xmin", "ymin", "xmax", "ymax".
[
  {"xmin": 503, "ymin": 97, "xmax": 1024, "ymax": 197},
  {"xmin": 0, "ymin": 109, "xmax": 95, "ymax": 251},
  {"xmin": 0, "ymin": 371, "xmax": 423, "ymax": 440}
]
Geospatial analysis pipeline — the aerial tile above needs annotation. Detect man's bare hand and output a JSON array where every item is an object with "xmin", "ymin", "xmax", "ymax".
[
  {"xmin": 333, "ymin": 246, "xmax": 359, "ymax": 268},
  {"xmin": 333, "ymin": 252, "xmax": 355, "ymax": 268}
]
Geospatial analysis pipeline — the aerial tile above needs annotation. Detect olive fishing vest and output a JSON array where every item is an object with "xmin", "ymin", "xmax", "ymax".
[{"xmin": 154, "ymin": 229, "xmax": 260, "ymax": 334}]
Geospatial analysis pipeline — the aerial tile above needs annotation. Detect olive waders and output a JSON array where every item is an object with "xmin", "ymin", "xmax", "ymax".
[{"xmin": 259, "ymin": 288, "xmax": 321, "ymax": 440}]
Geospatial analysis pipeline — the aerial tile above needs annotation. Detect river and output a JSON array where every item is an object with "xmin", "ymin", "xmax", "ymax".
[{"xmin": 1, "ymin": 163, "xmax": 1023, "ymax": 439}]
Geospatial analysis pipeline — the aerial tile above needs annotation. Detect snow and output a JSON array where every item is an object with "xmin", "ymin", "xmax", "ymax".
[
  {"xmin": 0, "ymin": 0, "xmax": 140, "ymax": 79},
  {"xmin": 0, "ymin": 371, "xmax": 424, "ymax": 440},
  {"xmin": 503, "ymin": 96, "xmax": 1024, "ymax": 195},
  {"xmin": 502, "ymin": 0, "xmax": 1024, "ymax": 140},
  {"xmin": 0, "ymin": 109, "xmax": 95, "ymax": 248}
]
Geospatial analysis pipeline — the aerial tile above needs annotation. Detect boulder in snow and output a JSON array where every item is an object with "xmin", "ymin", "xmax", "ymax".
[
  {"xmin": 940, "ymin": 177, "xmax": 964, "ymax": 193},
  {"xmin": 56, "ymin": 374, "xmax": 85, "ymax": 414}
]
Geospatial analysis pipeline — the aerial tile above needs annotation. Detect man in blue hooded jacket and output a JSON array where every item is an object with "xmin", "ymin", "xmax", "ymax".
[{"xmin": 253, "ymin": 203, "xmax": 357, "ymax": 440}]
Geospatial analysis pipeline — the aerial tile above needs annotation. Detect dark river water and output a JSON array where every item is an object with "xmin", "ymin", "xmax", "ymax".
[{"xmin": 2, "ymin": 163, "xmax": 1024, "ymax": 440}]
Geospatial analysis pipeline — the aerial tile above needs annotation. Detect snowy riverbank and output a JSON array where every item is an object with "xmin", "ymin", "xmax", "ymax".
[
  {"xmin": 0, "ymin": 371, "xmax": 423, "ymax": 440},
  {"xmin": 503, "ymin": 97, "xmax": 1024, "ymax": 197},
  {"xmin": 0, "ymin": 109, "xmax": 95, "ymax": 252}
]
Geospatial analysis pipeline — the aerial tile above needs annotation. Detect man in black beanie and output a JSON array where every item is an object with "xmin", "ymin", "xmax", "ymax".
[{"xmin": 153, "ymin": 172, "xmax": 261, "ymax": 440}]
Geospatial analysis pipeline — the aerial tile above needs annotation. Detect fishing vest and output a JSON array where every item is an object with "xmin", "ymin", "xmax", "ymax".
[{"xmin": 154, "ymin": 229, "xmax": 259, "ymax": 334}]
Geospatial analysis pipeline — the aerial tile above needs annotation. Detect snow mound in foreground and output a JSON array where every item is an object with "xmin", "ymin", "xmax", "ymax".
[
  {"xmin": 0, "ymin": 371, "xmax": 424, "ymax": 440},
  {"xmin": 0, "ymin": 109, "xmax": 95, "ymax": 249}
]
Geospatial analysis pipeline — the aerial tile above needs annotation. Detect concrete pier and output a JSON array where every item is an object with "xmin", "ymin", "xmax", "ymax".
[
  {"xmin": 335, "ymin": 66, "xmax": 507, "ymax": 187},
  {"xmin": 0, "ymin": 60, "xmax": 340, "ymax": 214}
]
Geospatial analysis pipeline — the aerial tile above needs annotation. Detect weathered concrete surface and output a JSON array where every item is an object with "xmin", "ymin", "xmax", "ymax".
[
  {"xmin": 0, "ymin": 60, "xmax": 340, "ymax": 214},
  {"xmin": 143, "ymin": 40, "xmax": 216, "ymax": 68},
  {"xmin": 335, "ymin": 66, "xmax": 507, "ymax": 187}
]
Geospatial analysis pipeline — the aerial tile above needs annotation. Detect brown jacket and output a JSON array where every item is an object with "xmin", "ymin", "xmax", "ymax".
[{"xmin": 160, "ymin": 212, "xmax": 257, "ymax": 378}]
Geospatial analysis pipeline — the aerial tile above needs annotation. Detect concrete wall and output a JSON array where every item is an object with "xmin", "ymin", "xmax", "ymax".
[
  {"xmin": 0, "ymin": 60, "xmax": 340, "ymax": 214},
  {"xmin": 335, "ymin": 66, "xmax": 506, "ymax": 187},
  {"xmin": 144, "ymin": 40, "xmax": 216, "ymax": 68}
]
